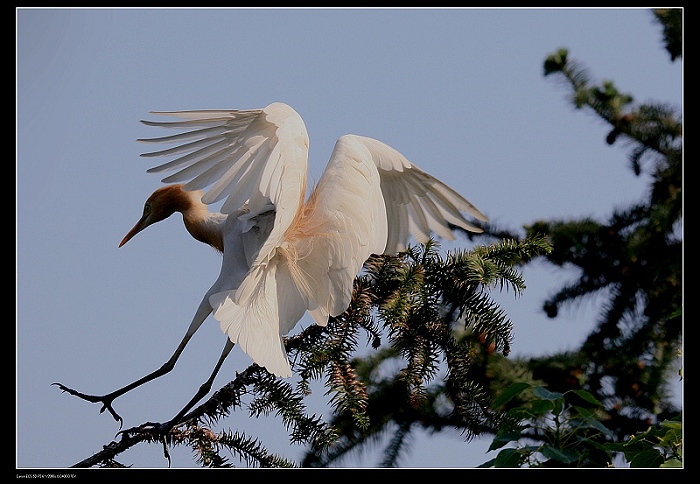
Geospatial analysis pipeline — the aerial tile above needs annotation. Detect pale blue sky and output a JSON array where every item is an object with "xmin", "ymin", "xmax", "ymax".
[{"xmin": 17, "ymin": 7, "xmax": 682, "ymax": 468}]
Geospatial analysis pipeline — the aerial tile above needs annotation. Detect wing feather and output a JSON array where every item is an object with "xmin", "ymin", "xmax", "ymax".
[
  {"xmin": 210, "ymin": 261, "xmax": 301, "ymax": 378},
  {"xmin": 348, "ymin": 135, "xmax": 488, "ymax": 253},
  {"xmin": 139, "ymin": 103, "xmax": 308, "ymax": 227},
  {"xmin": 161, "ymin": 142, "xmax": 242, "ymax": 186},
  {"xmin": 280, "ymin": 135, "xmax": 388, "ymax": 323},
  {"xmin": 201, "ymin": 137, "xmax": 274, "ymax": 205},
  {"xmin": 140, "ymin": 125, "xmax": 229, "ymax": 146}
]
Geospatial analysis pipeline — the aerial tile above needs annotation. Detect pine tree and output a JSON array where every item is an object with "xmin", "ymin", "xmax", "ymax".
[
  {"xmin": 514, "ymin": 8, "xmax": 682, "ymax": 439},
  {"xmin": 472, "ymin": 10, "xmax": 682, "ymax": 461}
]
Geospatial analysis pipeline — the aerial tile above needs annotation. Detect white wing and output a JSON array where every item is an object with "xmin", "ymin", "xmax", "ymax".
[
  {"xmin": 262, "ymin": 134, "xmax": 488, "ymax": 329},
  {"xmin": 140, "ymin": 102, "xmax": 312, "ymax": 377},
  {"xmin": 139, "ymin": 102, "xmax": 309, "ymax": 269},
  {"xmin": 277, "ymin": 135, "xmax": 390, "ymax": 325},
  {"xmin": 355, "ymin": 136, "xmax": 488, "ymax": 253}
]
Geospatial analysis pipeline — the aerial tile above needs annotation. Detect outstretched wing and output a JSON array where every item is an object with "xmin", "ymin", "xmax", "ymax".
[
  {"xmin": 277, "ymin": 134, "xmax": 488, "ymax": 328},
  {"xmin": 139, "ymin": 103, "xmax": 313, "ymax": 377},
  {"xmin": 139, "ymin": 102, "xmax": 310, "ymax": 266},
  {"xmin": 356, "ymin": 135, "xmax": 488, "ymax": 253},
  {"xmin": 276, "ymin": 135, "xmax": 390, "ymax": 326}
]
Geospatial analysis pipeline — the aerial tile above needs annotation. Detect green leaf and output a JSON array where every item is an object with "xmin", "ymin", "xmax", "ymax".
[
  {"xmin": 552, "ymin": 396, "xmax": 564, "ymax": 415},
  {"xmin": 622, "ymin": 440, "xmax": 652, "ymax": 462},
  {"xmin": 630, "ymin": 450, "xmax": 664, "ymax": 468},
  {"xmin": 507, "ymin": 406, "xmax": 534, "ymax": 421},
  {"xmin": 541, "ymin": 445, "xmax": 580, "ymax": 464},
  {"xmin": 579, "ymin": 415, "xmax": 614, "ymax": 437},
  {"xmin": 628, "ymin": 426, "xmax": 655, "ymax": 442},
  {"xmin": 660, "ymin": 458, "xmax": 682, "ymax": 468},
  {"xmin": 660, "ymin": 419, "xmax": 682, "ymax": 431},
  {"xmin": 600, "ymin": 441, "xmax": 626, "ymax": 453},
  {"xmin": 492, "ymin": 382, "xmax": 532, "ymax": 408},
  {"xmin": 530, "ymin": 399, "xmax": 554, "ymax": 416},
  {"xmin": 658, "ymin": 428, "xmax": 682, "ymax": 448},
  {"xmin": 532, "ymin": 386, "xmax": 565, "ymax": 401},
  {"xmin": 488, "ymin": 431, "xmax": 521, "ymax": 452},
  {"xmin": 494, "ymin": 448, "xmax": 523, "ymax": 468},
  {"xmin": 571, "ymin": 389, "xmax": 601, "ymax": 406}
]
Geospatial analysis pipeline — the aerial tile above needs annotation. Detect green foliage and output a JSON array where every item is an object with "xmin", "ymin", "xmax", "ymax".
[
  {"xmin": 653, "ymin": 9, "xmax": 682, "ymax": 61},
  {"xmin": 473, "ymin": 8, "xmax": 682, "ymax": 469},
  {"xmin": 513, "ymin": 7, "xmax": 682, "ymax": 442},
  {"xmin": 301, "ymin": 237, "xmax": 552, "ymax": 467},
  {"xmin": 480, "ymin": 383, "xmax": 682, "ymax": 468},
  {"xmin": 617, "ymin": 419, "xmax": 683, "ymax": 468}
]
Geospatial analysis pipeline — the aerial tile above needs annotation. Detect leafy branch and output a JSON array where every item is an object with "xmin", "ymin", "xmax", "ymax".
[{"xmin": 481, "ymin": 382, "xmax": 682, "ymax": 468}]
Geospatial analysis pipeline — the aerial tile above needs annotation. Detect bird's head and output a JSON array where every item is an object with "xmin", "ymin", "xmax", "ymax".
[{"xmin": 119, "ymin": 184, "xmax": 187, "ymax": 247}]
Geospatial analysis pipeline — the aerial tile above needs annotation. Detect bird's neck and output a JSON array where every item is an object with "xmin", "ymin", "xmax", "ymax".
[
  {"xmin": 178, "ymin": 190, "xmax": 225, "ymax": 253},
  {"xmin": 183, "ymin": 210, "xmax": 224, "ymax": 253}
]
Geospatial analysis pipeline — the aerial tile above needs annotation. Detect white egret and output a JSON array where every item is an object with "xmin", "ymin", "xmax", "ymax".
[{"xmin": 55, "ymin": 102, "xmax": 488, "ymax": 429}]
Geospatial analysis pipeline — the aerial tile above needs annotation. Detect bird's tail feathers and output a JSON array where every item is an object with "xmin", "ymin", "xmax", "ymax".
[{"xmin": 210, "ymin": 259, "xmax": 309, "ymax": 378}]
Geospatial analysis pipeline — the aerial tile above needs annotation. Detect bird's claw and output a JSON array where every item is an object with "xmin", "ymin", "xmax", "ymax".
[
  {"xmin": 118, "ymin": 422, "xmax": 175, "ymax": 466},
  {"xmin": 52, "ymin": 382, "xmax": 124, "ymax": 428},
  {"xmin": 118, "ymin": 420, "xmax": 175, "ymax": 439}
]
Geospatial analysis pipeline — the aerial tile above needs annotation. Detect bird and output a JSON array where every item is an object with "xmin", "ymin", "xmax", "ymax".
[{"xmin": 55, "ymin": 102, "xmax": 488, "ymax": 429}]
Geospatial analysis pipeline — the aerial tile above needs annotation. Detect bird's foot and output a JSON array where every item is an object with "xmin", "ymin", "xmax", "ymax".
[
  {"xmin": 52, "ymin": 382, "xmax": 123, "ymax": 428},
  {"xmin": 120, "ymin": 420, "xmax": 174, "ymax": 437},
  {"xmin": 118, "ymin": 421, "xmax": 181, "ymax": 466}
]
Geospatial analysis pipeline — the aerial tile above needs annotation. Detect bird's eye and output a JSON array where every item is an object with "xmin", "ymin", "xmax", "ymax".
[{"xmin": 144, "ymin": 204, "xmax": 152, "ymax": 215}]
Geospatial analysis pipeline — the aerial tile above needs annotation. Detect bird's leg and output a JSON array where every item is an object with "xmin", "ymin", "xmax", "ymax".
[
  {"xmin": 53, "ymin": 344, "xmax": 188, "ymax": 427},
  {"xmin": 123, "ymin": 339, "xmax": 235, "ymax": 436},
  {"xmin": 54, "ymin": 299, "xmax": 212, "ymax": 426}
]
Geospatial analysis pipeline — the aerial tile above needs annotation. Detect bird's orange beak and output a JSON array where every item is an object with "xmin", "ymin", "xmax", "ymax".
[{"xmin": 119, "ymin": 216, "xmax": 150, "ymax": 247}]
